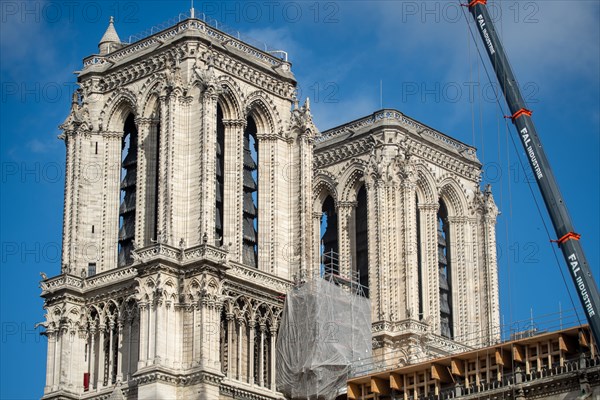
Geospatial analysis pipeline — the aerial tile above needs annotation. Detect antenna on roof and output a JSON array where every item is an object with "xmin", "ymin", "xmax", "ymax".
[
  {"xmin": 190, "ymin": 0, "xmax": 195, "ymax": 18},
  {"xmin": 380, "ymin": 79, "xmax": 383, "ymax": 109}
]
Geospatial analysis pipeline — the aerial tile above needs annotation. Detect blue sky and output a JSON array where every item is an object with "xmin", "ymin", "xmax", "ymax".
[{"xmin": 1, "ymin": 1, "xmax": 598, "ymax": 398}]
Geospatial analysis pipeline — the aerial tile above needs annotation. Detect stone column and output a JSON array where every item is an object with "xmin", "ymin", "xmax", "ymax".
[
  {"xmin": 60, "ymin": 130, "xmax": 75, "ymax": 268},
  {"xmin": 223, "ymin": 119, "xmax": 245, "ymax": 262},
  {"xmin": 156, "ymin": 96, "xmax": 168, "ymax": 242},
  {"xmin": 97, "ymin": 324, "xmax": 105, "ymax": 389},
  {"xmin": 123, "ymin": 319, "xmax": 131, "ymax": 380},
  {"xmin": 89, "ymin": 326, "xmax": 96, "ymax": 390},
  {"xmin": 101, "ymin": 131, "xmax": 124, "ymax": 271},
  {"xmin": 154, "ymin": 298, "xmax": 164, "ymax": 365},
  {"xmin": 298, "ymin": 131, "xmax": 315, "ymax": 277},
  {"xmin": 418, "ymin": 203, "xmax": 440, "ymax": 330},
  {"xmin": 269, "ymin": 326, "xmax": 277, "ymax": 390},
  {"xmin": 173, "ymin": 304, "xmax": 182, "ymax": 369},
  {"xmin": 138, "ymin": 303, "xmax": 148, "ymax": 369},
  {"xmin": 401, "ymin": 178, "xmax": 419, "ymax": 319},
  {"xmin": 200, "ymin": 89, "xmax": 218, "ymax": 244},
  {"xmin": 226, "ymin": 314, "xmax": 234, "ymax": 379},
  {"xmin": 366, "ymin": 178, "xmax": 402, "ymax": 321},
  {"xmin": 67, "ymin": 329, "xmax": 75, "ymax": 389},
  {"xmin": 198, "ymin": 298, "xmax": 207, "ymax": 367},
  {"xmin": 448, "ymin": 215, "xmax": 468, "ymax": 341},
  {"xmin": 481, "ymin": 188, "xmax": 500, "ymax": 343},
  {"xmin": 76, "ymin": 329, "xmax": 87, "ymax": 392},
  {"xmin": 116, "ymin": 321, "xmax": 123, "ymax": 382},
  {"xmin": 211, "ymin": 300, "xmax": 224, "ymax": 371},
  {"xmin": 338, "ymin": 201, "xmax": 357, "ymax": 280},
  {"xmin": 45, "ymin": 329, "xmax": 56, "ymax": 393},
  {"xmin": 135, "ymin": 118, "xmax": 149, "ymax": 246},
  {"xmin": 164, "ymin": 301, "xmax": 171, "ymax": 367},
  {"xmin": 311, "ymin": 211, "xmax": 323, "ymax": 278},
  {"xmin": 258, "ymin": 324, "xmax": 265, "ymax": 387},
  {"xmin": 148, "ymin": 299, "xmax": 156, "ymax": 364},
  {"xmin": 256, "ymin": 134, "xmax": 277, "ymax": 273},
  {"xmin": 248, "ymin": 321, "xmax": 255, "ymax": 385},
  {"xmin": 108, "ymin": 320, "xmax": 115, "ymax": 383},
  {"xmin": 236, "ymin": 318, "xmax": 244, "ymax": 381},
  {"xmin": 192, "ymin": 303, "xmax": 200, "ymax": 365},
  {"xmin": 135, "ymin": 117, "xmax": 160, "ymax": 245},
  {"xmin": 53, "ymin": 325, "xmax": 63, "ymax": 390}
]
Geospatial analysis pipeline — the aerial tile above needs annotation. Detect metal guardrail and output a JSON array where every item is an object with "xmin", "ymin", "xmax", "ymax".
[
  {"xmin": 123, "ymin": 10, "xmax": 280, "ymax": 54},
  {"xmin": 349, "ymin": 307, "xmax": 588, "ymax": 378}
]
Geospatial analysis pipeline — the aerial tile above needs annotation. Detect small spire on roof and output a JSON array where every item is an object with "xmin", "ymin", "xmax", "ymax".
[{"xmin": 98, "ymin": 16, "xmax": 122, "ymax": 55}]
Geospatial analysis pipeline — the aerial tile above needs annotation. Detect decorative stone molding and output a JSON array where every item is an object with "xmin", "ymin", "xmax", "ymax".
[
  {"xmin": 317, "ymin": 109, "xmax": 477, "ymax": 158},
  {"xmin": 227, "ymin": 262, "xmax": 292, "ymax": 294}
]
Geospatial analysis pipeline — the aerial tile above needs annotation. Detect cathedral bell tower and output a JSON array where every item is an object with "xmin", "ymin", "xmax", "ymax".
[{"xmin": 40, "ymin": 13, "xmax": 316, "ymax": 399}]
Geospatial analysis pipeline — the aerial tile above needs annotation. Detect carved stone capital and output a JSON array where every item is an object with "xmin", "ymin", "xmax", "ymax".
[
  {"xmin": 222, "ymin": 119, "xmax": 245, "ymax": 129},
  {"xmin": 418, "ymin": 203, "xmax": 439, "ymax": 213}
]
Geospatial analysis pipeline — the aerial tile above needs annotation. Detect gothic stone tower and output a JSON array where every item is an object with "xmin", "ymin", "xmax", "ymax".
[
  {"xmin": 40, "ymin": 14, "xmax": 499, "ymax": 400},
  {"xmin": 40, "ymin": 15, "xmax": 315, "ymax": 399},
  {"xmin": 312, "ymin": 111, "xmax": 500, "ymax": 364}
]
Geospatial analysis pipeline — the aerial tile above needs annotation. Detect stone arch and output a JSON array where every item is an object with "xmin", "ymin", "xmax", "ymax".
[
  {"xmin": 87, "ymin": 304, "xmax": 102, "ymax": 327},
  {"xmin": 162, "ymin": 278, "xmax": 178, "ymax": 301},
  {"xmin": 64, "ymin": 307, "xmax": 81, "ymax": 330},
  {"xmin": 233, "ymin": 295, "xmax": 251, "ymax": 318},
  {"xmin": 104, "ymin": 299, "xmax": 121, "ymax": 320},
  {"xmin": 102, "ymin": 88, "xmax": 138, "ymax": 132},
  {"xmin": 205, "ymin": 277, "xmax": 221, "ymax": 296},
  {"xmin": 438, "ymin": 178, "xmax": 468, "ymax": 217},
  {"xmin": 216, "ymin": 77, "xmax": 245, "ymax": 120},
  {"xmin": 339, "ymin": 162, "xmax": 368, "ymax": 203},
  {"xmin": 121, "ymin": 295, "xmax": 138, "ymax": 319},
  {"xmin": 415, "ymin": 165, "xmax": 438, "ymax": 204},
  {"xmin": 313, "ymin": 173, "xmax": 338, "ymax": 211},
  {"xmin": 245, "ymin": 91, "xmax": 280, "ymax": 134},
  {"xmin": 138, "ymin": 78, "xmax": 164, "ymax": 118},
  {"xmin": 221, "ymin": 297, "xmax": 235, "ymax": 315}
]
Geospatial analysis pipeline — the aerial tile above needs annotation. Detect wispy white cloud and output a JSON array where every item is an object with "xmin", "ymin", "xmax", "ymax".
[
  {"xmin": 243, "ymin": 26, "xmax": 304, "ymax": 61},
  {"xmin": 26, "ymin": 138, "xmax": 58, "ymax": 154}
]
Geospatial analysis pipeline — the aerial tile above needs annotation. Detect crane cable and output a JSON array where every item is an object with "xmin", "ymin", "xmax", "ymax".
[{"xmin": 459, "ymin": 2, "xmax": 583, "ymax": 328}]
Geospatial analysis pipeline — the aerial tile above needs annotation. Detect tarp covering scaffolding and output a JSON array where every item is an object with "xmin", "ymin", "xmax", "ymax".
[{"xmin": 276, "ymin": 278, "xmax": 372, "ymax": 399}]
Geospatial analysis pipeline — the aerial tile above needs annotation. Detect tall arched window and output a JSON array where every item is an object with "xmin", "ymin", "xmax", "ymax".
[
  {"xmin": 145, "ymin": 109, "xmax": 160, "ymax": 245},
  {"xmin": 118, "ymin": 113, "xmax": 137, "ymax": 266},
  {"xmin": 321, "ymin": 195, "xmax": 339, "ymax": 275},
  {"xmin": 355, "ymin": 185, "xmax": 369, "ymax": 297},
  {"xmin": 416, "ymin": 194, "xmax": 423, "ymax": 319},
  {"xmin": 215, "ymin": 104, "xmax": 225, "ymax": 245},
  {"xmin": 242, "ymin": 116, "xmax": 258, "ymax": 267},
  {"xmin": 438, "ymin": 200, "xmax": 453, "ymax": 338}
]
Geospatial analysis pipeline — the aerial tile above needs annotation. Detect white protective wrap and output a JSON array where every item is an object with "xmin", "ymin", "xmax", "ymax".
[{"xmin": 276, "ymin": 279, "xmax": 372, "ymax": 399}]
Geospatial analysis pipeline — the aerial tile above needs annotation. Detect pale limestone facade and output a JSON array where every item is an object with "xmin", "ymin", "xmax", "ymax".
[{"xmin": 40, "ymin": 14, "xmax": 500, "ymax": 400}]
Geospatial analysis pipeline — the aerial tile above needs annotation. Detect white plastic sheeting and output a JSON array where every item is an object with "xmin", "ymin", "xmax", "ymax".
[{"xmin": 276, "ymin": 279, "xmax": 372, "ymax": 399}]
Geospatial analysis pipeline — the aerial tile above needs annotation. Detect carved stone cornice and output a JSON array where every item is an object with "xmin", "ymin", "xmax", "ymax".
[
  {"xmin": 82, "ymin": 35, "xmax": 295, "ymax": 101},
  {"xmin": 132, "ymin": 366, "xmax": 224, "ymax": 387},
  {"xmin": 315, "ymin": 112, "xmax": 481, "ymax": 182},
  {"xmin": 220, "ymin": 379, "xmax": 282, "ymax": 400},
  {"xmin": 131, "ymin": 243, "xmax": 228, "ymax": 268},
  {"xmin": 226, "ymin": 262, "xmax": 292, "ymax": 295},
  {"xmin": 317, "ymin": 109, "xmax": 477, "ymax": 159},
  {"xmin": 314, "ymin": 137, "xmax": 373, "ymax": 168}
]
